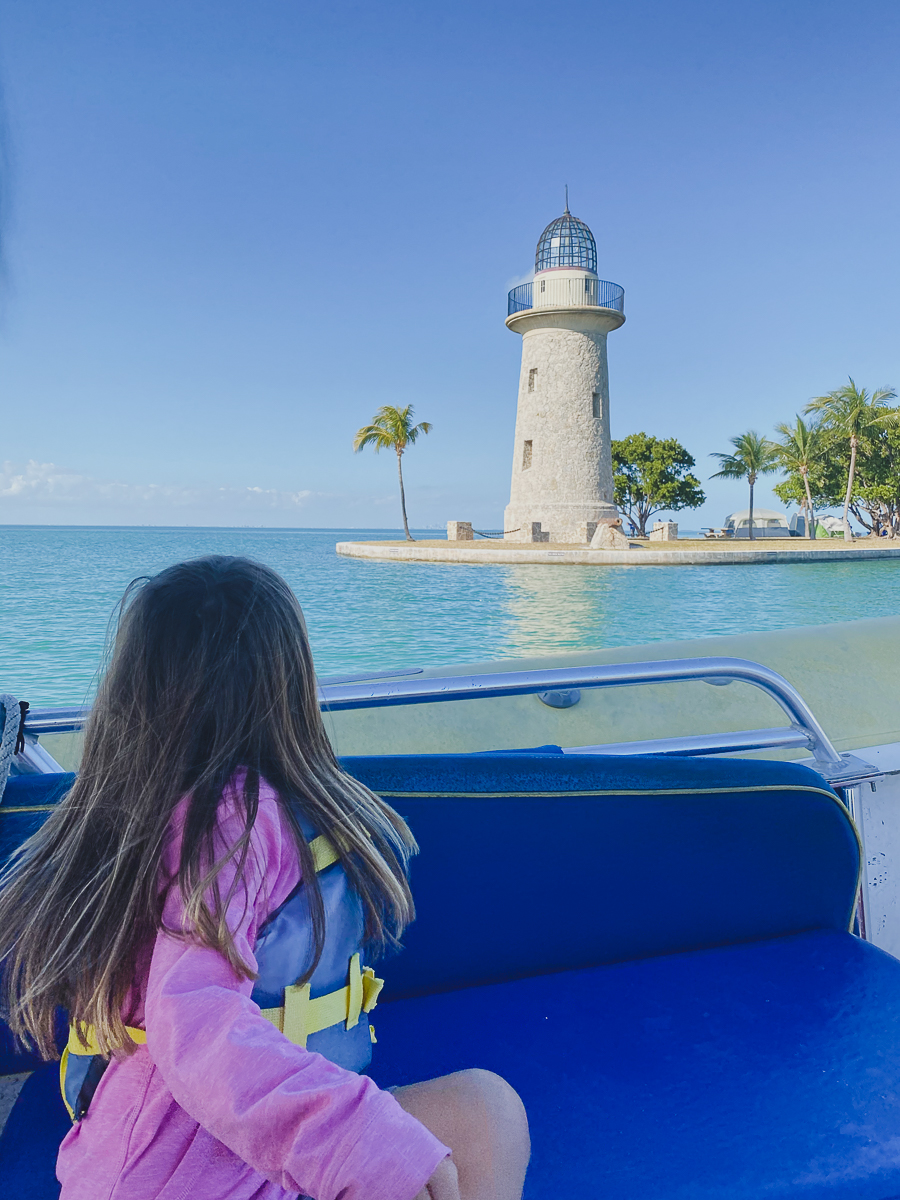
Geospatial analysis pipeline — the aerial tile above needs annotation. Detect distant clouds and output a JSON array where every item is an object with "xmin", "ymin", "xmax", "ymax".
[
  {"xmin": 0, "ymin": 460, "xmax": 313, "ymax": 517},
  {"xmin": 0, "ymin": 460, "xmax": 500, "ymax": 528}
]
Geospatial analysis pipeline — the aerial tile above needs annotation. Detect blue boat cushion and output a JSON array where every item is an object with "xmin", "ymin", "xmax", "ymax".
[
  {"xmin": 342, "ymin": 753, "xmax": 859, "ymax": 998},
  {"xmin": 370, "ymin": 929, "xmax": 900, "ymax": 1200},
  {"xmin": 0, "ymin": 774, "xmax": 76, "ymax": 870},
  {"xmin": 0, "ymin": 1064, "xmax": 70, "ymax": 1200},
  {"xmin": 0, "ymin": 775, "xmax": 75, "ymax": 1076}
]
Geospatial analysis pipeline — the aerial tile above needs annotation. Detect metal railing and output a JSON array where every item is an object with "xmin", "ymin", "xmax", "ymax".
[
  {"xmin": 21, "ymin": 656, "xmax": 872, "ymax": 782},
  {"xmin": 507, "ymin": 278, "xmax": 625, "ymax": 317},
  {"xmin": 508, "ymin": 283, "xmax": 533, "ymax": 314}
]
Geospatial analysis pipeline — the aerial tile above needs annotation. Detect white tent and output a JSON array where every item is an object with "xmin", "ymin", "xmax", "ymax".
[
  {"xmin": 724, "ymin": 508, "xmax": 790, "ymax": 531},
  {"xmin": 817, "ymin": 515, "xmax": 846, "ymax": 533}
]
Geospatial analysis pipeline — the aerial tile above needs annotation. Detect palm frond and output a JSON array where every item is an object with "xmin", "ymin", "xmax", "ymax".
[
  {"xmin": 710, "ymin": 430, "xmax": 779, "ymax": 479},
  {"xmin": 353, "ymin": 404, "xmax": 433, "ymax": 454}
]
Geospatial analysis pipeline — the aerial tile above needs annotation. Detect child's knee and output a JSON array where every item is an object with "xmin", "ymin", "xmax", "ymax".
[{"xmin": 455, "ymin": 1069, "xmax": 529, "ymax": 1140}]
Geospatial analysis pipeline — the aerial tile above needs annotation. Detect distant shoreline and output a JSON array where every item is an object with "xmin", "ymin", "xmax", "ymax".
[
  {"xmin": 0, "ymin": 524, "xmax": 446, "ymax": 533},
  {"xmin": 337, "ymin": 538, "xmax": 900, "ymax": 567}
]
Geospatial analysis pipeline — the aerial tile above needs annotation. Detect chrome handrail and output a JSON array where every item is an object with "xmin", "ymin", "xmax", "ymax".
[
  {"xmin": 562, "ymin": 727, "xmax": 815, "ymax": 759},
  {"xmin": 316, "ymin": 656, "xmax": 844, "ymax": 769},
  {"xmin": 22, "ymin": 657, "xmax": 844, "ymax": 770}
]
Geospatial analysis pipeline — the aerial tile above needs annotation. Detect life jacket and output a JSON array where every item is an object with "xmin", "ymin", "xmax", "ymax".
[{"xmin": 60, "ymin": 820, "xmax": 384, "ymax": 1121}]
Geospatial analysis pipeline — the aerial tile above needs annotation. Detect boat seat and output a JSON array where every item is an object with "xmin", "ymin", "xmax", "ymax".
[
  {"xmin": 2, "ymin": 755, "xmax": 899, "ymax": 1198},
  {"xmin": 344, "ymin": 752, "xmax": 900, "ymax": 1200}
]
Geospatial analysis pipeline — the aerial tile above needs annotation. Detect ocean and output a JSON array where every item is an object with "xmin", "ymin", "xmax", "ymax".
[{"xmin": 3, "ymin": 525, "xmax": 900, "ymax": 707}]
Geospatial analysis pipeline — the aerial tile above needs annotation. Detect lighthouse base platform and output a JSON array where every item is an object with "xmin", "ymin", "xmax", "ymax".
[{"xmin": 335, "ymin": 538, "xmax": 900, "ymax": 567}]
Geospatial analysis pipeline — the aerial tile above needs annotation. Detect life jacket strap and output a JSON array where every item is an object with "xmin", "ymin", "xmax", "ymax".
[
  {"xmin": 59, "ymin": 1023, "xmax": 147, "ymax": 1119},
  {"xmin": 259, "ymin": 953, "xmax": 384, "ymax": 1048},
  {"xmin": 309, "ymin": 834, "xmax": 340, "ymax": 873}
]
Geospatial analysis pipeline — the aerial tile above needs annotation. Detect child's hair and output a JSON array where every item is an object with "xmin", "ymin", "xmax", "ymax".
[{"xmin": 0, "ymin": 556, "xmax": 416, "ymax": 1059}]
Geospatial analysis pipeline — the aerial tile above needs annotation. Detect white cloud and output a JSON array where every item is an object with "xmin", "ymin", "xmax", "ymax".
[{"xmin": 0, "ymin": 460, "xmax": 313, "ymax": 512}]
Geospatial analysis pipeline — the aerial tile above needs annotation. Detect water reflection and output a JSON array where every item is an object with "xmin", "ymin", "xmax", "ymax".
[{"xmin": 501, "ymin": 566, "xmax": 612, "ymax": 658}]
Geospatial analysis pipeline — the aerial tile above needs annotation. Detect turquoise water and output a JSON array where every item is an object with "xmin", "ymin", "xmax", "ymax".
[{"xmin": 3, "ymin": 526, "xmax": 900, "ymax": 706}]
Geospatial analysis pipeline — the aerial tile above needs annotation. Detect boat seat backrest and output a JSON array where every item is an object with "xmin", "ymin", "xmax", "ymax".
[
  {"xmin": 341, "ymin": 753, "xmax": 860, "ymax": 999},
  {"xmin": 0, "ymin": 758, "xmax": 859, "ymax": 1041},
  {"xmin": 0, "ymin": 774, "xmax": 77, "ymax": 871}
]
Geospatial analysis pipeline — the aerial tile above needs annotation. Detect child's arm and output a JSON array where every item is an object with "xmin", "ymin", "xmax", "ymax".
[{"xmin": 145, "ymin": 787, "xmax": 449, "ymax": 1200}]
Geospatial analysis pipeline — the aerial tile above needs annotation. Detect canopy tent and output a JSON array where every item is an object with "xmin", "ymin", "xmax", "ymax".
[{"xmin": 724, "ymin": 508, "xmax": 792, "ymax": 538}]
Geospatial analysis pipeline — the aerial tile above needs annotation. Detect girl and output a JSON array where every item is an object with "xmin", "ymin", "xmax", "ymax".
[{"xmin": 0, "ymin": 556, "xmax": 529, "ymax": 1200}]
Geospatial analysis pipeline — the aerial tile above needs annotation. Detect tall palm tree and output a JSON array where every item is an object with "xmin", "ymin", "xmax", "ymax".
[
  {"xmin": 805, "ymin": 378, "xmax": 898, "ymax": 541},
  {"xmin": 353, "ymin": 405, "xmax": 432, "ymax": 541},
  {"xmin": 774, "ymin": 416, "xmax": 822, "ymax": 540},
  {"xmin": 710, "ymin": 431, "xmax": 780, "ymax": 541}
]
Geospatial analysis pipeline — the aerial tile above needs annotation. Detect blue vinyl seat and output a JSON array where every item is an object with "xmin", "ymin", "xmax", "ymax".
[
  {"xmin": 0, "ymin": 774, "xmax": 76, "ymax": 1197},
  {"xmin": 3, "ymin": 755, "xmax": 900, "ymax": 1199},
  {"xmin": 342, "ymin": 753, "xmax": 900, "ymax": 1200}
]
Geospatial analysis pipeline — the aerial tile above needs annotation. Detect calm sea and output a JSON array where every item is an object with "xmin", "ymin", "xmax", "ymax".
[{"xmin": 3, "ymin": 525, "xmax": 900, "ymax": 707}]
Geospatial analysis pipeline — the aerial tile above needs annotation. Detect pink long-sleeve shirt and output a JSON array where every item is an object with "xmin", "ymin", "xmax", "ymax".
[{"xmin": 56, "ymin": 778, "xmax": 449, "ymax": 1200}]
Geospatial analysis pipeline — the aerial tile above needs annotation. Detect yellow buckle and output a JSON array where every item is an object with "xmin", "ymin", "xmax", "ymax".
[{"xmin": 259, "ymin": 954, "xmax": 384, "ymax": 1047}]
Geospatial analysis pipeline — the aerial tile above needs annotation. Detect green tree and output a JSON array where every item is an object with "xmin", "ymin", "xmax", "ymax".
[
  {"xmin": 710, "ymin": 431, "xmax": 780, "ymax": 541},
  {"xmin": 805, "ymin": 378, "xmax": 898, "ymax": 541},
  {"xmin": 353, "ymin": 405, "xmax": 432, "ymax": 541},
  {"xmin": 843, "ymin": 418, "xmax": 900, "ymax": 537},
  {"xmin": 773, "ymin": 417, "xmax": 822, "ymax": 539},
  {"xmin": 611, "ymin": 433, "xmax": 706, "ymax": 537}
]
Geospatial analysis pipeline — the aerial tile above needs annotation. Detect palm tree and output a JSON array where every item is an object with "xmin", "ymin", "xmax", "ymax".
[
  {"xmin": 353, "ymin": 405, "xmax": 432, "ymax": 541},
  {"xmin": 774, "ymin": 417, "xmax": 822, "ymax": 540},
  {"xmin": 710, "ymin": 431, "xmax": 780, "ymax": 541},
  {"xmin": 805, "ymin": 378, "xmax": 898, "ymax": 542}
]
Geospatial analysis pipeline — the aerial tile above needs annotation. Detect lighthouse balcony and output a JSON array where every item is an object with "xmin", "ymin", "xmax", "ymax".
[{"xmin": 508, "ymin": 277, "xmax": 625, "ymax": 317}]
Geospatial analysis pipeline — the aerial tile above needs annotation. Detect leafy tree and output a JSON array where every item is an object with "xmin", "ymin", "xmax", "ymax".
[
  {"xmin": 842, "ymin": 419, "xmax": 900, "ymax": 537},
  {"xmin": 710, "ymin": 431, "xmax": 780, "ymax": 540},
  {"xmin": 773, "ymin": 417, "xmax": 822, "ymax": 539},
  {"xmin": 611, "ymin": 433, "xmax": 706, "ymax": 537},
  {"xmin": 353, "ymin": 405, "xmax": 432, "ymax": 541},
  {"xmin": 805, "ymin": 378, "xmax": 898, "ymax": 541}
]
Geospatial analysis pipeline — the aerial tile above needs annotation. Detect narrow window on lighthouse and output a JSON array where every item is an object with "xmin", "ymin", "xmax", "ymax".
[
  {"xmin": 540, "ymin": 279, "xmax": 546, "ymax": 293},
  {"xmin": 522, "ymin": 441, "xmax": 533, "ymax": 470},
  {"xmin": 592, "ymin": 393, "xmax": 601, "ymax": 418},
  {"xmin": 528, "ymin": 368, "xmax": 538, "ymax": 392}
]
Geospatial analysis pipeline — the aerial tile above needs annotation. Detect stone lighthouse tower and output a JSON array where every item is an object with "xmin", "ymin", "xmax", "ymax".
[{"xmin": 504, "ymin": 205, "xmax": 625, "ymax": 543}]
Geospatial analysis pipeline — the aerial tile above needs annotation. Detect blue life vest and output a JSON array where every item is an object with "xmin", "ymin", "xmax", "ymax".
[{"xmin": 61, "ymin": 821, "xmax": 382, "ymax": 1120}]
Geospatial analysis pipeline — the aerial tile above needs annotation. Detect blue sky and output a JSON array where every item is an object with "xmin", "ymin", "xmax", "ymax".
[{"xmin": 1, "ymin": 0, "xmax": 898, "ymax": 527}]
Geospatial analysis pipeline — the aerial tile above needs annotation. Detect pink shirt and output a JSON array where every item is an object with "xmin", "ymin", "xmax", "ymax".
[{"xmin": 56, "ymin": 779, "xmax": 449, "ymax": 1200}]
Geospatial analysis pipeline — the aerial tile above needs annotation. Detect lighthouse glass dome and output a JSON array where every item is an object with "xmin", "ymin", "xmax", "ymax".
[{"xmin": 535, "ymin": 211, "xmax": 597, "ymax": 274}]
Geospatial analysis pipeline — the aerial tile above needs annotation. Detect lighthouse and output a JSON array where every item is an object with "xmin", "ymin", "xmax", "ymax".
[{"xmin": 503, "ymin": 205, "xmax": 625, "ymax": 543}]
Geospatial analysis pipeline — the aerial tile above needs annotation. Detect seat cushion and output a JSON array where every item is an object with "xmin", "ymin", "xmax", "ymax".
[
  {"xmin": 369, "ymin": 929, "xmax": 900, "ymax": 1200},
  {"xmin": 343, "ymin": 754, "xmax": 858, "ymax": 997},
  {"xmin": 0, "ymin": 774, "xmax": 76, "ymax": 869},
  {"xmin": 0, "ymin": 1063, "xmax": 68, "ymax": 1199}
]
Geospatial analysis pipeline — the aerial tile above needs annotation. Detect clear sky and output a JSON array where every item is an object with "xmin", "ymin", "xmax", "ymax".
[{"xmin": 1, "ymin": 0, "xmax": 898, "ymax": 528}]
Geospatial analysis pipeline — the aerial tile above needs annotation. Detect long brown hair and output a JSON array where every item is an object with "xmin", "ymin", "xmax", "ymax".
[{"xmin": 0, "ymin": 556, "xmax": 416, "ymax": 1059}]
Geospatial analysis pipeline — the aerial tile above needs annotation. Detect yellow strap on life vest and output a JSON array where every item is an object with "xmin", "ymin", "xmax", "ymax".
[
  {"xmin": 259, "ymin": 953, "xmax": 384, "ymax": 1048},
  {"xmin": 309, "ymin": 834, "xmax": 340, "ymax": 873},
  {"xmin": 60, "ymin": 1023, "xmax": 148, "ymax": 1119},
  {"xmin": 65, "ymin": 1022, "xmax": 147, "ymax": 1058}
]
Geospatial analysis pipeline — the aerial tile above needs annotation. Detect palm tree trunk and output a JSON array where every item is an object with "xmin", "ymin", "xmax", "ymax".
[
  {"xmin": 842, "ymin": 437, "xmax": 857, "ymax": 541},
  {"xmin": 396, "ymin": 449, "xmax": 414, "ymax": 541},
  {"xmin": 802, "ymin": 470, "xmax": 815, "ymax": 540},
  {"xmin": 748, "ymin": 477, "xmax": 755, "ymax": 541}
]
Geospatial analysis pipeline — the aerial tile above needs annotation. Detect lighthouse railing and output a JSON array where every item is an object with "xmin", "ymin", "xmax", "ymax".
[
  {"xmin": 507, "ymin": 283, "xmax": 533, "ymax": 314},
  {"xmin": 507, "ymin": 278, "xmax": 625, "ymax": 316}
]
